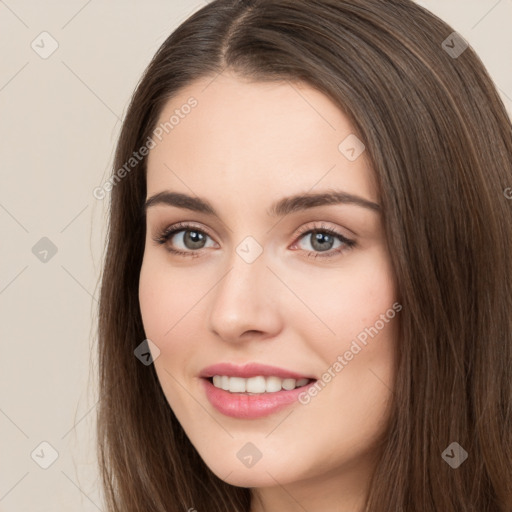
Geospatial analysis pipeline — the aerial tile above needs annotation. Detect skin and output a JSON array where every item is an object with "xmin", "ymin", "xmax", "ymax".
[{"xmin": 138, "ymin": 71, "xmax": 399, "ymax": 512}]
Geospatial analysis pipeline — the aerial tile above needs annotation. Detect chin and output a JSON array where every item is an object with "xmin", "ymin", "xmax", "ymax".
[{"xmin": 213, "ymin": 466, "xmax": 283, "ymax": 488}]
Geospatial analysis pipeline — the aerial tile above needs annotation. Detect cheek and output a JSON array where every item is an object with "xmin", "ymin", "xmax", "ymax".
[
  {"xmin": 138, "ymin": 256, "xmax": 185, "ymax": 344},
  {"xmin": 139, "ymin": 249, "xmax": 197, "ymax": 325},
  {"xmin": 291, "ymin": 247, "xmax": 397, "ymax": 345},
  {"xmin": 138, "ymin": 254, "xmax": 211, "ymax": 369}
]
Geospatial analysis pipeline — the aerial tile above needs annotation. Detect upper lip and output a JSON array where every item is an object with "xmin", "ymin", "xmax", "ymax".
[{"xmin": 199, "ymin": 362, "xmax": 316, "ymax": 380}]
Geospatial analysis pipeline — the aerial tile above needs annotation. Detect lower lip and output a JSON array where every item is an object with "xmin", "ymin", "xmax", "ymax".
[{"xmin": 201, "ymin": 378, "xmax": 317, "ymax": 419}]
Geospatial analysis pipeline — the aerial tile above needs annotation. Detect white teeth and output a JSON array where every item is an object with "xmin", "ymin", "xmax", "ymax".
[
  {"xmin": 228, "ymin": 376, "xmax": 246, "ymax": 392},
  {"xmin": 282, "ymin": 378, "xmax": 296, "ymax": 390},
  {"xmin": 247, "ymin": 376, "xmax": 266, "ymax": 393},
  {"xmin": 265, "ymin": 376, "xmax": 282, "ymax": 393},
  {"xmin": 211, "ymin": 375, "xmax": 311, "ymax": 393}
]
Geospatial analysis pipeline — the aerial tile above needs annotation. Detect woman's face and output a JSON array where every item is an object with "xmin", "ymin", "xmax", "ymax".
[{"xmin": 139, "ymin": 71, "xmax": 399, "ymax": 503}]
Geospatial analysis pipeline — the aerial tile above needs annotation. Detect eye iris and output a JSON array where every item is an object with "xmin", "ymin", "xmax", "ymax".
[
  {"xmin": 311, "ymin": 231, "xmax": 334, "ymax": 252},
  {"xmin": 184, "ymin": 230, "xmax": 206, "ymax": 249}
]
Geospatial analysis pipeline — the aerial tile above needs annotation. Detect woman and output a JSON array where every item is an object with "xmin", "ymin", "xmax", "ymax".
[{"xmin": 96, "ymin": 0, "xmax": 512, "ymax": 510}]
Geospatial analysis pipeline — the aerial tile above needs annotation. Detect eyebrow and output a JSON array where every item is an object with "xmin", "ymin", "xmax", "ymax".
[{"xmin": 144, "ymin": 190, "xmax": 381, "ymax": 217}]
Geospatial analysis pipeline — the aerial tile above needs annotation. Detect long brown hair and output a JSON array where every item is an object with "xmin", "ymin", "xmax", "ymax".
[{"xmin": 96, "ymin": 0, "xmax": 512, "ymax": 510}]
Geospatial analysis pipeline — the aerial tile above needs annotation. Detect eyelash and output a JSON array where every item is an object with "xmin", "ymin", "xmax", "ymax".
[{"xmin": 152, "ymin": 221, "xmax": 356, "ymax": 260}]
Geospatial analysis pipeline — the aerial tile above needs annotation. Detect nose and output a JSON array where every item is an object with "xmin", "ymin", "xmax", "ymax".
[{"xmin": 207, "ymin": 244, "xmax": 283, "ymax": 344}]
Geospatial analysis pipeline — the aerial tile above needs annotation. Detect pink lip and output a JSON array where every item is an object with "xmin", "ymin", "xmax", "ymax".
[
  {"xmin": 200, "ymin": 377, "xmax": 317, "ymax": 419},
  {"xmin": 199, "ymin": 362, "xmax": 315, "ymax": 380}
]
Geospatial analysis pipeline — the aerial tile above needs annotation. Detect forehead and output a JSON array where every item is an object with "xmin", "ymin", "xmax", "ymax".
[{"xmin": 146, "ymin": 71, "xmax": 377, "ymax": 208}]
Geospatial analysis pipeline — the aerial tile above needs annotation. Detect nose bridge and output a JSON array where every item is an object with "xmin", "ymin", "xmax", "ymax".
[
  {"xmin": 215, "ymin": 238, "xmax": 267, "ymax": 311},
  {"xmin": 208, "ymin": 236, "xmax": 278, "ymax": 339}
]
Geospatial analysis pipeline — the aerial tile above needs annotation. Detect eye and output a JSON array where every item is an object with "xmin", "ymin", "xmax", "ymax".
[
  {"xmin": 152, "ymin": 221, "xmax": 356, "ymax": 259},
  {"xmin": 291, "ymin": 222, "xmax": 356, "ymax": 259},
  {"xmin": 152, "ymin": 221, "xmax": 216, "ymax": 258}
]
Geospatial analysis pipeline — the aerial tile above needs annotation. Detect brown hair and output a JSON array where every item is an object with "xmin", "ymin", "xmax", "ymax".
[{"xmin": 96, "ymin": 0, "xmax": 512, "ymax": 510}]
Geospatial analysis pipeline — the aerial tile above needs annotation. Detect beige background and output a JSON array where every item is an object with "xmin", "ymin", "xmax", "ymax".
[{"xmin": 1, "ymin": 1, "xmax": 511, "ymax": 510}]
